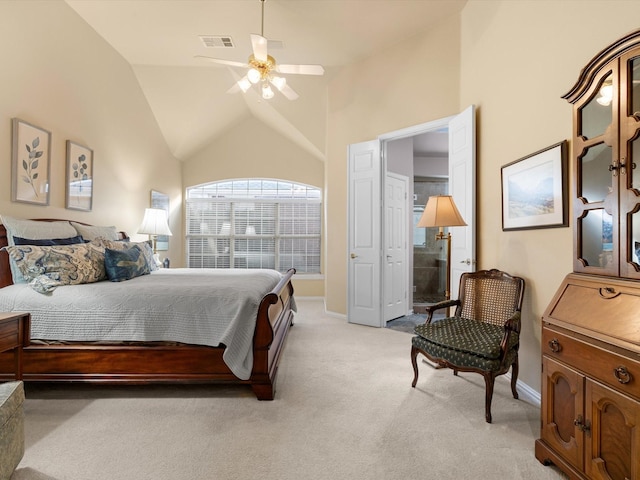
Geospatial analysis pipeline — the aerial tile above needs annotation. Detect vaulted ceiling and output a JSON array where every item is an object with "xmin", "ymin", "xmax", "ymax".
[{"xmin": 65, "ymin": 0, "xmax": 467, "ymax": 161}]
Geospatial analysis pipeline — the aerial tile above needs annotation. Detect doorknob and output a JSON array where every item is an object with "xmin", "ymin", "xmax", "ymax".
[
  {"xmin": 460, "ymin": 258, "xmax": 472, "ymax": 265},
  {"xmin": 350, "ymin": 253, "xmax": 358, "ymax": 259}
]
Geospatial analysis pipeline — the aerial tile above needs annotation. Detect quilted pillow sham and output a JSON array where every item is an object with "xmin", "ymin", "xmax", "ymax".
[
  {"xmin": 104, "ymin": 245, "xmax": 151, "ymax": 282},
  {"xmin": 70, "ymin": 222, "xmax": 119, "ymax": 242},
  {"xmin": 2, "ymin": 243, "xmax": 107, "ymax": 294}
]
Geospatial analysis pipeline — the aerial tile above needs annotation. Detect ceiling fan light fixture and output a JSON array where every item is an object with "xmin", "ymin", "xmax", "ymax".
[
  {"xmin": 197, "ymin": 0, "xmax": 323, "ymax": 101},
  {"xmin": 247, "ymin": 68, "xmax": 261, "ymax": 84},
  {"xmin": 262, "ymin": 83, "xmax": 275, "ymax": 99}
]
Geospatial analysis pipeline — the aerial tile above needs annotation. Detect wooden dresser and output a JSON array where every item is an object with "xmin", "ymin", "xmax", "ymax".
[{"xmin": 535, "ymin": 29, "xmax": 640, "ymax": 480}]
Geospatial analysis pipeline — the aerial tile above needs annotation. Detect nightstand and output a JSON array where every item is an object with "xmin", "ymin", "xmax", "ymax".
[{"xmin": 0, "ymin": 313, "xmax": 30, "ymax": 380}]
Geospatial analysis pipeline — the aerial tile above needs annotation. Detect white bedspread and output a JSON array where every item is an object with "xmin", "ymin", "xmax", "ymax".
[{"xmin": 0, "ymin": 268, "xmax": 285, "ymax": 380}]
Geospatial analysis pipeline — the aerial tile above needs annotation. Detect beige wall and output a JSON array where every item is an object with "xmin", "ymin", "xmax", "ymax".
[
  {"xmin": 182, "ymin": 115, "xmax": 325, "ymax": 296},
  {"xmin": 0, "ymin": 1, "xmax": 182, "ymax": 263},
  {"xmin": 325, "ymin": 14, "xmax": 462, "ymax": 315},
  {"xmin": 459, "ymin": 0, "xmax": 640, "ymax": 395}
]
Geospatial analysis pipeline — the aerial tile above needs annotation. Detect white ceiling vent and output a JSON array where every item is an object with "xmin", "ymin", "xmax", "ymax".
[{"xmin": 200, "ymin": 36, "xmax": 235, "ymax": 48}]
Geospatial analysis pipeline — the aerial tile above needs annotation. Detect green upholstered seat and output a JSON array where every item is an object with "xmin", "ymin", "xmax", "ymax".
[{"xmin": 413, "ymin": 317, "xmax": 520, "ymax": 370}]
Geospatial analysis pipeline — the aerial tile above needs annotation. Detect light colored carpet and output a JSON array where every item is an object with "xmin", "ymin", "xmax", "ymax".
[{"xmin": 11, "ymin": 299, "xmax": 566, "ymax": 480}]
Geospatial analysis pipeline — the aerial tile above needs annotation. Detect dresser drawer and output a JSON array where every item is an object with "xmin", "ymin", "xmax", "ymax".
[
  {"xmin": 543, "ymin": 325, "xmax": 640, "ymax": 400},
  {"xmin": 0, "ymin": 332, "xmax": 19, "ymax": 352},
  {"xmin": 0, "ymin": 318, "xmax": 19, "ymax": 342}
]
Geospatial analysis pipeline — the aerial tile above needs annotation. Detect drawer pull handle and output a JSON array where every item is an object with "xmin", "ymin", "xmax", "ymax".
[
  {"xmin": 614, "ymin": 366, "xmax": 632, "ymax": 384},
  {"xmin": 548, "ymin": 339, "xmax": 561, "ymax": 353},
  {"xmin": 599, "ymin": 287, "xmax": 621, "ymax": 299}
]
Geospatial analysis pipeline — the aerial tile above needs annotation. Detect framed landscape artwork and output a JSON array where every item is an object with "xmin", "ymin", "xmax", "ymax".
[
  {"xmin": 11, "ymin": 118, "xmax": 51, "ymax": 205},
  {"xmin": 501, "ymin": 140, "xmax": 568, "ymax": 231},
  {"xmin": 65, "ymin": 140, "xmax": 94, "ymax": 211}
]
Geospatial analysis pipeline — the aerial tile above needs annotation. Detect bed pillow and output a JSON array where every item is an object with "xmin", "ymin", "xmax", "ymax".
[
  {"xmin": 92, "ymin": 238, "xmax": 158, "ymax": 271},
  {"xmin": 13, "ymin": 235, "xmax": 85, "ymax": 246},
  {"xmin": 70, "ymin": 222, "xmax": 119, "ymax": 242},
  {"xmin": 9, "ymin": 235, "xmax": 85, "ymax": 284},
  {"xmin": 1, "ymin": 216, "xmax": 76, "ymax": 246},
  {"xmin": 2, "ymin": 243, "xmax": 107, "ymax": 293},
  {"xmin": 104, "ymin": 245, "xmax": 151, "ymax": 282}
]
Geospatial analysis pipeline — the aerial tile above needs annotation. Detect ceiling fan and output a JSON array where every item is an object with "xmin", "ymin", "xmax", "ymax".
[{"xmin": 195, "ymin": 0, "xmax": 324, "ymax": 100}]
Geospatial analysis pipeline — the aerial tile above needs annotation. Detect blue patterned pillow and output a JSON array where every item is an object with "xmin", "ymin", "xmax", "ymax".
[
  {"xmin": 104, "ymin": 245, "xmax": 151, "ymax": 282},
  {"xmin": 3, "ymin": 243, "xmax": 106, "ymax": 293},
  {"xmin": 92, "ymin": 238, "xmax": 157, "ymax": 271},
  {"xmin": 9, "ymin": 236, "xmax": 85, "ymax": 284}
]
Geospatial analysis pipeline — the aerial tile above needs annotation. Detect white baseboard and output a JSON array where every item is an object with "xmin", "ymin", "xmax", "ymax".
[{"xmin": 504, "ymin": 373, "xmax": 541, "ymax": 406}]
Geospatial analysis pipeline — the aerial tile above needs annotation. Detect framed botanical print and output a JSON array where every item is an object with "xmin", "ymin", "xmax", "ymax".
[
  {"xmin": 66, "ymin": 140, "xmax": 94, "ymax": 211},
  {"xmin": 11, "ymin": 118, "xmax": 51, "ymax": 205}
]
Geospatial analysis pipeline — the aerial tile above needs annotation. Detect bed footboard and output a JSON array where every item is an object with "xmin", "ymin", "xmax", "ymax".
[{"xmin": 250, "ymin": 268, "xmax": 296, "ymax": 400}]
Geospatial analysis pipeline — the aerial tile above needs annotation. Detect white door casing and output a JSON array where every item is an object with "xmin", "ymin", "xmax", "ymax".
[
  {"xmin": 384, "ymin": 173, "xmax": 409, "ymax": 321},
  {"xmin": 448, "ymin": 105, "xmax": 476, "ymax": 300},
  {"xmin": 347, "ymin": 140, "xmax": 382, "ymax": 327}
]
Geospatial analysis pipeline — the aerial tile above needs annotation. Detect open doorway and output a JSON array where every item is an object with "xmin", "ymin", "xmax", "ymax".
[{"xmin": 387, "ymin": 128, "xmax": 449, "ymax": 314}]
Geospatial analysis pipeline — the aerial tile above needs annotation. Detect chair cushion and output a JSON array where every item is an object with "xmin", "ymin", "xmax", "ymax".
[{"xmin": 412, "ymin": 317, "xmax": 519, "ymax": 370}]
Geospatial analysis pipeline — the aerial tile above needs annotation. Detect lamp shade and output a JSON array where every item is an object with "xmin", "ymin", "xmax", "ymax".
[
  {"xmin": 138, "ymin": 208, "xmax": 172, "ymax": 236},
  {"xmin": 417, "ymin": 195, "xmax": 467, "ymax": 228}
]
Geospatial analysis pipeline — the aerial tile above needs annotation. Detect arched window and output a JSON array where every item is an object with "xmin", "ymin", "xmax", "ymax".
[{"xmin": 186, "ymin": 179, "xmax": 321, "ymax": 273}]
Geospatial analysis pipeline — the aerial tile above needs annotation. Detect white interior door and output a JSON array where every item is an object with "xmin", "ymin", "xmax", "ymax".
[
  {"xmin": 347, "ymin": 140, "xmax": 382, "ymax": 327},
  {"xmin": 448, "ymin": 105, "xmax": 476, "ymax": 300},
  {"xmin": 384, "ymin": 173, "xmax": 409, "ymax": 321}
]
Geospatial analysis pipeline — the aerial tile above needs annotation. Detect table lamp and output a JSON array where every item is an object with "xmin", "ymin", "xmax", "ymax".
[{"xmin": 138, "ymin": 208, "xmax": 172, "ymax": 264}]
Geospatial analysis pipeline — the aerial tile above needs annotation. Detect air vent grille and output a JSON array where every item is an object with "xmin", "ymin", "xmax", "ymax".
[{"xmin": 200, "ymin": 36, "xmax": 235, "ymax": 48}]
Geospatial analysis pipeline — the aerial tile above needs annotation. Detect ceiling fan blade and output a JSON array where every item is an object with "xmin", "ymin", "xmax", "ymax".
[
  {"xmin": 276, "ymin": 64, "xmax": 325, "ymax": 76},
  {"xmin": 269, "ymin": 78, "xmax": 299, "ymax": 100},
  {"xmin": 250, "ymin": 34, "xmax": 268, "ymax": 62},
  {"xmin": 227, "ymin": 76, "xmax": 252, "ymax": 94},
  {"xmin": 227, "ymin": 83, "xmax": 241, "ymax": 94},
  {"xmin": 194, "ymin": 55, "xmax": 248, "ymax": 68}
]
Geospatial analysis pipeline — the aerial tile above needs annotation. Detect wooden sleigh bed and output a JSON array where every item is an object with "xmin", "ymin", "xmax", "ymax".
[{"xmin": 0, "ymin": 220, "xmax": 295, "ymax": 400}]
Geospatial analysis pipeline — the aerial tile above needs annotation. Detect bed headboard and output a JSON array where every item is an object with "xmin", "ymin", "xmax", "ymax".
[{"xmin": 0, "ymin": 219, "xmax": 127, "ymax": 288}]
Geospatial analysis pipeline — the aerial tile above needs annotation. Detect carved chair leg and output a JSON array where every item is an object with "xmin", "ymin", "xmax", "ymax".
[
  {"xmin": 411, "ymin": 346, "xmax": 420, "ymax": 387},
  {"xmin": 483, "ymin": 372, "xmax": 496, "ymax": 424},
  {"xmin": 510, "ymin": 355, "xmax": 519, "ymax": 400}
]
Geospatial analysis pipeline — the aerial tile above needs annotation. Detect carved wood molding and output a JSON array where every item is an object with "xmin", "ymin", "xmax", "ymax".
[{"xmin": 563, "ymin": 28, "xmax": 640, "ymax": 104}]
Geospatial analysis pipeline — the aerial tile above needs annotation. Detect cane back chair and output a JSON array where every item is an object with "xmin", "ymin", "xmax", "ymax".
[{"xmin": 411, "ymin": 269, "xmax": 525, "ymax": 423}]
